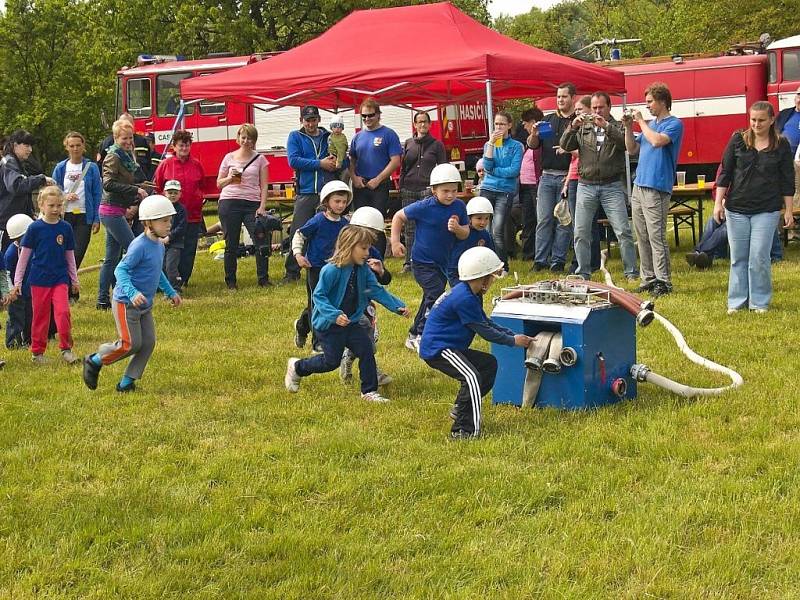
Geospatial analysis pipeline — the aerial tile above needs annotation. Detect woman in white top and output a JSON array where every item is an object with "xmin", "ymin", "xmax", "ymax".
[
  {"xmin": 216, "ymin": 124, "xmax": 270, "ymax": 289},
  {"xmin": 52, "ymin": 131, "xmax": 102, "ymax": 270}
]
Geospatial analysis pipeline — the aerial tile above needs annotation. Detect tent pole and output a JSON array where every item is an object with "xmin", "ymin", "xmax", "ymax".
[
  {"xmin": 622, "ymin": 92, "xmax": 632, "ymax": 198},
  {"xmin": 485, "ymin": 80, "xmax": 494, "ymax": 137}
]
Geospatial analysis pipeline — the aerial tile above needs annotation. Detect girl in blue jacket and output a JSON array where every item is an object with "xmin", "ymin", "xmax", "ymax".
[{"xmin": 285, "ymin": 226, "xmax": 410, "ymax": 403}]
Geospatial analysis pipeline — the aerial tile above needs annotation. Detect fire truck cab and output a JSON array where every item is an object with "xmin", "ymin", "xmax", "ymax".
[{"xmin": 766, "ymin": 35, "xmax": 800, "ymax": 111}]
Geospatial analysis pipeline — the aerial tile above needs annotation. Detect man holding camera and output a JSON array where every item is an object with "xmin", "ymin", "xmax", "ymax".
[
  {"xmin": 284, "ymin": 105, "xmax": 340, "ymax": 283},
  {"xmin": 529, "ymin": 83, "xmax": 576, "ymax": 272},
  {"xmin": 561, "ymin": 92, "xmax": 638, "ymax": 281}
]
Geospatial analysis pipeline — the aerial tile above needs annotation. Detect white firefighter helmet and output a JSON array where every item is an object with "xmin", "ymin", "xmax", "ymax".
[
  {"xmin": 138, "ymin": 195, "xmax": 176, "ymax": 220},
  {"xmin": 429, "ymin": 163, "xmax": 462, "ymax": 187},
  {"xmin": 349, "ymin": 206, "xmax": 385, "ymax": 233},
  {"xmin": 458, "ymin": 246, "xmax": 504, "ymax": 281},
  {"xmin": 320, "ymin": 180, "xmax": 352, "ymax": 205},
  {"xmin": 466, "ymin": 196, "xmax": 494, "ymax": 216},
  {"xmin": 5, "ymin": 213, "xmax": 34, "ymax": 240}
]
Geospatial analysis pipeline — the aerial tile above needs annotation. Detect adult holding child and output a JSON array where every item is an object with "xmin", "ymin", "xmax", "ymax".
[
  {"xmin": 714, "ymin": 101, "xmax": 795, "ymax": 314},
  {"xmin": 96, "ymin": 119, "xmax": 149, "ymax": 311},
  {"xmin": 52, "ymin": 131, "xmax": 102, "ymax": 272},
  {"xmin": 349, "ymin": 97, "xmax": 402, "ymax": 257},
  {"xmin": 216, "ymin": 124, "xmax": 270, "ymax": 290}
]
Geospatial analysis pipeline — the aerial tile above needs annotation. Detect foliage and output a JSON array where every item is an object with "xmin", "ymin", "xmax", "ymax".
[{"xmin": 2, "ymin": 222, "xmax": 800, "ymax": 596}]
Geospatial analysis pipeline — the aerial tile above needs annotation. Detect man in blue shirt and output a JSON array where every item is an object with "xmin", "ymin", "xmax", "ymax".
[
  {"xmin": 283, "ymin": 105, "xmax": 340, "ymax": 283},
  {"xmin": 349, "ymin": 98, "xmax": 402, "ymax": 257},
  {"xmin": 624, "ymin": 82, "xmax": 684, "ymax": 298},
  {"xmin": 777, "ymin": 87, "xmax": 800, "ymax": 218}
]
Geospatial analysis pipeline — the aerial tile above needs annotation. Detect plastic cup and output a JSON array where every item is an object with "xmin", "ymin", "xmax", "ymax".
[
  {"xmin": 535, "ymin": 121, "xmax": 554, "ymax": 140},
  {"xmin": 676, "ymin": 171, "xmax": 686, "ymax": 188},
  {"xmin": 285, "ymin": 186, "xmax": 295, "ymax": 200},
  {"xmin": 697, "ymin": 174, "xmax": 706, "ymax": 189},
  {"xmin": 494, "ymin": 137, "xmax": 503, "ymax": 148}
]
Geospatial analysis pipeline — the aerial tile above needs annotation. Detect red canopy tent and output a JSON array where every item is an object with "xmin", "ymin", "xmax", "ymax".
[{"xmin": 180, "ymin": 1, "xmax": 625, "ymax": 117}]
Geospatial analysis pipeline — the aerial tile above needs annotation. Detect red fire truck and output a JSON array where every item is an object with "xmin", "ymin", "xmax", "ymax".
[
  {"xmin": 115, "ymin": 54, "xmax": 490, "ymax": 199},
  {"xmin": 537, "ymin": 34, "xmax": 800, "ymax": 176}
]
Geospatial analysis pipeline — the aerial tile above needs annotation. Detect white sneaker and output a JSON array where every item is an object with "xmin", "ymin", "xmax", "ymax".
[
  {"xmin": 404, "ymin": 334, "xmax": 420, "ymax": 353},
  {"xmin": 284, "ymin": 358, "xmax": 301, "ymax": 392},
  {"xmin": 727, "ymin": 308, "xmax": 740, "ymax": 315},
  {"xmin": 376, "ymin": 369, "xmax": 393, "ymax": 386},
  {"xmin": 61, "ymin": 349, "xmax": 81, "ymax": 364},
  {"xmin": 339, "ymin": 350, "xmax": 354, "ymax": 383},
  {"xmin": 751, "ymin": 307, "xmax": 768, "ymax": 314},
  {"xmin": 362, "ymin": 391, "xmax": 390, "ymax": 403},
  {"xmin": 31, "ymin": 354, "xmax": 49, "ymax": 365}
]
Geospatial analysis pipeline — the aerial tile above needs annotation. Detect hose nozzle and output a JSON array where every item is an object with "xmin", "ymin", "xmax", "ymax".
[{"xmin": 559, "ymin": 346, "xmax": 578, "ymax": 367}]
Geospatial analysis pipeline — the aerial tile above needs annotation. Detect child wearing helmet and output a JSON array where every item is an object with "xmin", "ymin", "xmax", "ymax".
[
  {"xmin": 8, "ymin": 187, "xmax": 81, "ymax": 365},
  {"xmin": 419, "ymin": 247, "xmax": 532, "ymax": 440},
  {"xmin": 285, "ymin": 226, "xmax": 410, "ymax": 403},
  {"xmin": 390, "ymin": 163, "xmax": 470, "ymax": 352},
  {"xmin": 328, "ymin": 115, "xmax": 349, "ymax": 175},
  {"xmin": 292, "ymin": 180, "xmax": 352, "ymax": 351},
  {"xmin": 161, "ymin": 180, "xmax": 188, "ymax": 293},
  {"xmin": 3, "ymin": 213, "xmax": 34, "ymax": 349},
  {"xmin": 338, "ymin": 206, "xmax": 394, "ymax": 387},
  {"xmin": 447, "ymin": 196, "xmax": 496, "ymax": 287},
  {"xmin": 82, "ymin": 195, "xmax": 182, "ymax": 393}
]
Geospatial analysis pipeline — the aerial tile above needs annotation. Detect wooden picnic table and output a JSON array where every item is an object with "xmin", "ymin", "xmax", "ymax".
[{"xmin": 670, "ymin": 183, "xmax": 713, "ymax": 243}]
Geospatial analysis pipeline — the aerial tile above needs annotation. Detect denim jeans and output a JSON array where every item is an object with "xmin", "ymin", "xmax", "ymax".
[
  {"xmin": 483, "ymin": 188, "xmax": 514, "ymax": 269},
  {"xmin": 725, "ymin": 209, "xmax": 780, "ymax": 310},
  {"xmin": 534, "ymin": 173, "xmax": 572, "ymax": 266},
  {"xmin": 219, "ymin": 198, "xmax": 268, "ymax": 286},
  {"xmin": 399, "ymin": 188, "xmax": 428, "ymax": 267},
  {"xmin": 98, "ymin": 214, "xmax": 135, "ymax": 305},
  {"xmin": 575, "ymin": 181, "xmax": 638, "ymax": 279}
]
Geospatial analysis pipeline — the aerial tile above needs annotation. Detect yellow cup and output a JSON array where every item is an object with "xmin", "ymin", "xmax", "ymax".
[
  {"xmin": 285, "ymin": 186, "xmax": 295, "ymax": 199},
  {"xmin": 494, "ymin": 137, "xmax": 503, "ymax": 148},
  {"xmin": 697, "ymin": 175, "xmax": 706, "ymax": 189}
]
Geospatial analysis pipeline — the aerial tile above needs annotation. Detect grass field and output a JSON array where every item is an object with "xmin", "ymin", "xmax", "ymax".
[{"xmin": 2, "ymin": 224, "xmax": 799, "ymax": 598}]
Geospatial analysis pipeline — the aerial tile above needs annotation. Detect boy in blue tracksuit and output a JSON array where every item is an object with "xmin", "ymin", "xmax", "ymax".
[
  {"xmin": 3, "ymin": 214, "xmax": 34, "ymax": 348},
  {"xmin": 285, "ymin": 226, "xmax": 409, "ymax": 403},
  {"xmin": 292, "ymin": 180, "xmax": 352, "ymax": 351},
  {"xmin": 420, "ymin": 247, "xmax": 532, "ymax": 440},
  {"xmin": 390, "ymin": 164, "xmax": 469, "ymax": 352},
  {"xmin": 447, "ymin": 196, "xmax": 496, "ymax": 287}
]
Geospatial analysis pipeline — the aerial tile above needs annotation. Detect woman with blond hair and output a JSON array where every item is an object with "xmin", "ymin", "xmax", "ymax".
[
  {"xmin": 96, "ymin": 119, "xmax": 148, "ymax": 310},
  {"xmin": 216, "ymin": 123, "xmax": 270, "ymax": 289},
  {"xmin": 715, "ymin": 101, "xmax": 795, "ymax": 314}
]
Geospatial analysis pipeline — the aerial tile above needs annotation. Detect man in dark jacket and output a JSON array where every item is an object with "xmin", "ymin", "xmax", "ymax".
[
  {"xmin": 96, "ymin": 112, "xmax": 155, "ymax": 182},
  {"xmin": 561, "ymin": 91, "xmax": 637, "ymax": 282},
  {"xmin": 283, "ymin": 105, "xmax": 339, "ymax": 283}
]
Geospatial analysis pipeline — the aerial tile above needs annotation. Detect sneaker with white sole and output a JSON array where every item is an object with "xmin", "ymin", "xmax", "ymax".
[
  {"xmin": 61, "ymin": 349, "xmax": 81, "ymax": 364},
  {"xmin": 376, "ymin": 369, "xmax": 393, "ymax": 386},
  {"xmin": 285, "ymin": 358, "xmax": 301, "ymax": 392},
  {"xmin": 404, "ymin": 334, "xmax": 420, "ymax": 353},
  {"xmin": 339, "ymin": 350, "xmax": 354, "ymax": 383},
  {"xmin": 362, "ymin": 391, "xmax": 390, "ymax": 403},
  {"xmin": 31, "ymin": 354, "xmax": 48, "ymax": 365}
]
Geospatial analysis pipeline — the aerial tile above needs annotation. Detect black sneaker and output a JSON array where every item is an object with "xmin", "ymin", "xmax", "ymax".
[
  {"xmin": 449, "ymin": 408, "xmax": 457, "ymax": 421},
  {"xmin": 685, "ymin": 252, "xmax": 698, "ymax": 267},
  {"xmin": 258, "ymin": 278, "xmax": 273, "ymax": 287},
  {"xmin": 636, "ymin": 280, "xmax": 657, "ymax": 294},
  {"xmin": 96, "ymin": 302, "xmax": 111, "ymax": 311},
  {"xmin": 450, "ymin": 429, "xmax": 480, "ymax": 441},
  {"xmin": 533, "ymin": 262, "xmax": 548, "ymax": 272},
  {"xmin": 82, "ymin": 356, "xmax": 101, "ymax": 390},
  {"xmin": 116, "ymin": 381, "xmax": 136, "ymax": 393},
  {"xmin": 549, "ymin": 262, "xmax": 565, "ymax": 273},
  {"xmin": 694, "ymin": 252, "xmax": 712, "ymax": 270},
  {"xmin": 226, "ymin": 281, "xmax": 238, "ymax": 291},
  {"xmin": 650, "ymin": 281, "xmax": 672, "ymax": 298},
  {"xmin": 280, "ymin": 274, "xmax": 300, "ymax": 284}
]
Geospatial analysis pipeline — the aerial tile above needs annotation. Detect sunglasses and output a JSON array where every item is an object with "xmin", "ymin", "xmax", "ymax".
[{"xmin": 360, "ymin": 112, "xmax": 378, "ymax": 119}]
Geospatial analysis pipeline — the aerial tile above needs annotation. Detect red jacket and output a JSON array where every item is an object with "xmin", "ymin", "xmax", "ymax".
[{"xmin": 154, "ymin": 156, "xmax": 205, "ymax": 223}]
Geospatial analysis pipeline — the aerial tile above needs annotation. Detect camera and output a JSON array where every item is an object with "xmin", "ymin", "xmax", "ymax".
[{"xmin": 582, "ymin": 113, "xmax": 594, "ymax": 124}]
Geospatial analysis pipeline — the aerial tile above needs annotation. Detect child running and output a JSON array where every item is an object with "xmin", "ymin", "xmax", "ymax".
[
  {"xmin": 285, "ymin": 226, "xmax": 410, "ymax": 403},
  {"xmin": 292, "ymin": 180, "xmax": 351, "ymax": 351},
  {"xmin": 82, "ymin": 195, "xmax": 182, "ymax": 392},
  {"xmin": 419, "ymin": 247, "xmax": 532, "ymax": 440},
  {"xmin": 447, "ymin": 196, "xmax": 495, "ymax": 287},
  {"xmin": 390, "ymin": 163, "xmax": 469, "ymax": 352},
  {"xmin": 339, "ymin": 206, "xmax": 393, "ymax": 386},
  {"xmin": 3, "ymin": 214, "xmax": 34, "ymax": 349},
  {"xmin": 9, "ymin": 186, "xmax": 80, "ymax": 364}
]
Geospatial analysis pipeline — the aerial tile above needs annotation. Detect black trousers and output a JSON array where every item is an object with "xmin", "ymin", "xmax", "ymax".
[
  {"xmin": 284, "ymin": 193, "xmax": 320, "ymax": 279},
  {"xmin": 353, "ymin": 180, "xmax": 391, "ymax": 257},
  {"xmin": 296, "ymin": 266, "xmax": 322, "ymax": 348},
  {"xmin": 218, "ymin": 199, "xmax": 268, "ymax": 285},
  {"xmin": 63, "ymin": 213, "xmax": 93, "ymax": 269},
  {"xmin": 519, "ymin": 183, "xmax": 538, "ymax": 261},
  {"xmin": 410, "ymin": 262, "xmax": 447, "ymax": 337},
  {"xmin": 179, "ymin": 222, "xmax": 201, "ymax": 285},
  {"xmin": 6, "ymin": 296, "xmax": 32, "ymax": 348},
  {"xmin": 425, "ymin": 348, "xmax": 497, "ymax": 435}
]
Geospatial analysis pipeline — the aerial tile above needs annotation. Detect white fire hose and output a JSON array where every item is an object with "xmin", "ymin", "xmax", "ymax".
[{"xmin": 600, "ymin": 250, "xmax": 743, "ymax": 397}]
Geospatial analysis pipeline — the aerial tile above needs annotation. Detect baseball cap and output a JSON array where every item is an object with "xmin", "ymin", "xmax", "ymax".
[
  {"xmin": 301, "ymin": 106, "xmax": 321, "ymax": 120},
  {"xmin": 164, "ymin": 179, "xmax": 182, "ymax": 191}
]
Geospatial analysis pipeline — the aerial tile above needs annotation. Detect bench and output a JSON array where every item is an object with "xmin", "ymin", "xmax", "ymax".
[
  {"xmin": 597, "ymin": 205, "xmax": 696, "ymax": 252},
  {"xmin": 781, "ymin": 208, "xmax": 800, "ymax": 246}
]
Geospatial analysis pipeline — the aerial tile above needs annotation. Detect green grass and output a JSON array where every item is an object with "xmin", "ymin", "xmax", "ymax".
[{"xmin": 2, "ymin": 225, "xmax": 800, "ymax": 598}]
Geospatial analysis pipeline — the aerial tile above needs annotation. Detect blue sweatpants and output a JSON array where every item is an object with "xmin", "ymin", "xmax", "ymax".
[{"xmin": 410, "ymin": 262, "xmax": 447, "ymax": 337}]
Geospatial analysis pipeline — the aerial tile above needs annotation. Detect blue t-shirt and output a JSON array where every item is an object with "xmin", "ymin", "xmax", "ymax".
[
  {"xmin": 419, "ymin": 282, "xmax": 486, "ymax": 360},
  {"xmin": 4, "ymin": 244, "xmax": 30, "ymax": 298},
  {"xmin": 404, "ymin": 196, "xmax": 468, "ymax": 269},
  {"xmin": 20, "ymin": 219, "xmax": 74, "ymax": 287},
  {"xmin": 448, "ymin": 227, "xmax": 495, "ymax": 273},
  {"xmin": 113, "ymin": 233, "xmax": 176, "ymax": 308},
  {"xmin": 634, "ymin": 115, "xmax": 684, "ymax": 194},
  {"xmin": 298, "ymin": 212, "xmax": 349, "ymax": 268},
  {"xmin": 782, "ymin": 111, "xmax": 800, "ymax": 155},
  {"xmin": 349, "ymin": 126, "xmax": 402, "ymax": 179}
]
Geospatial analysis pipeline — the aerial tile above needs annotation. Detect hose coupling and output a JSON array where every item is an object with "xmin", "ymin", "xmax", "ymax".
[{"xmin": 630, "ymin": 363, "xmax": 651, "ymax": 382}]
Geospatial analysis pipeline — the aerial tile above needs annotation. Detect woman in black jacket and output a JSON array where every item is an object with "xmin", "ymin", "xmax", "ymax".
[
  {"xmin": 0, "ymin": 130, "xmax": 55, "ymax": 251},
  {"xmin": 714, "ymin": 101, "xmax": 795, "ymax": 314}
]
